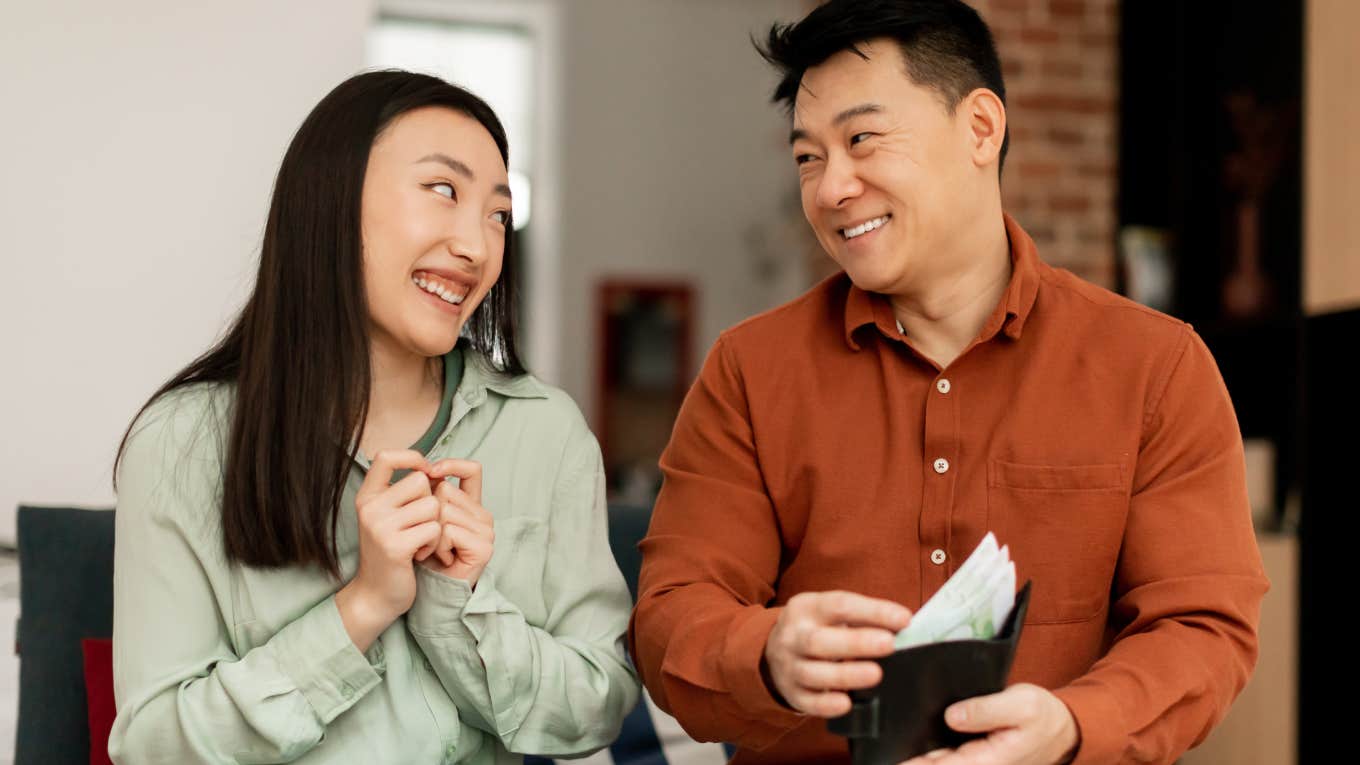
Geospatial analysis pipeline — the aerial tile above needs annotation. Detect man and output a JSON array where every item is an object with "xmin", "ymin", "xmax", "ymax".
[{"xmin": 628, "ymin": 1, "xmax": 1268, "ymax": 763}]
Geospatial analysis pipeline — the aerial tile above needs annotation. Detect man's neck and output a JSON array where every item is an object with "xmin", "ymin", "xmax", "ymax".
[{"xmin": 889, "ymin": 212, "xmax": 1012, "ymax": 370}]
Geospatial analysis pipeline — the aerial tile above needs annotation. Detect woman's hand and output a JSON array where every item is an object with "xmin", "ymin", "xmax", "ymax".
[
  {"xmin": 336, "ymin": 449, "xmax": 443, "ymax": 651},
  {"xmin": 419, "ymin": 459, "xmax": 495, "ymax": 589}
]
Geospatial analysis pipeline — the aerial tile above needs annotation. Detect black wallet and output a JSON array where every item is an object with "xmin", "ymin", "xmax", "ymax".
[{"xmin": 827, "ymin": 582, "xmax": 1033, "ymax": 764}]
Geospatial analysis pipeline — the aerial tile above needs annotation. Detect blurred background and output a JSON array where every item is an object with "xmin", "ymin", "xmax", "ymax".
[{"xmin": 1, "ymin": 0, "xmax": 1353, "ymax": 763}]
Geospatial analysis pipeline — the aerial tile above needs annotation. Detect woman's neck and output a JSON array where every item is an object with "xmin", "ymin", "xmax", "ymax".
[{"xmin": 359, "ymin": 337, "xmax": 444, "ymax": 459}]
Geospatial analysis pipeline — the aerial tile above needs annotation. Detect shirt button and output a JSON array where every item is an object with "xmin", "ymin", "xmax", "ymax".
[
  {"xmin": 931, "ymin": 549, "xmax": 947, "ymax": 565},
  {"xmin": 341, "ymin": 683, "xmax": 354, "ymax": 699},
  {"xmin": 936, "ymin": 378, "xmax": 951, "ymax": 394},
  {"xmin": 933, "ymin": 457, "xmax": 950, "ymax": 474},
  {"xmin": 445, "ymin": 744, "xmax": 457, "ymax": 762}
]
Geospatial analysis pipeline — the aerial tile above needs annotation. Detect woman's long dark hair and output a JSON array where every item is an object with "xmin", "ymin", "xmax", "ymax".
[{"xmin": 114, "ymin": 71, "xmax": 524, "ymax": 577}]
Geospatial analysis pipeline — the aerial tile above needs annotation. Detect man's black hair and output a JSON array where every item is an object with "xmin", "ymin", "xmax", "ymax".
[{"xmin": 757, "ymin": 0, "xmax": 1009, "ymax": 171}]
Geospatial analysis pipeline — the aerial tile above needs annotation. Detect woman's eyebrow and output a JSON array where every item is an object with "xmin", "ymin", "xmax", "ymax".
[{"xmin": 415, "ymin": 153, "xmax": 512, "ymax": 198}]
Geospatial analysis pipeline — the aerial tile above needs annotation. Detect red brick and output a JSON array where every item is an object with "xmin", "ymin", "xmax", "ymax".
[
  {"xmin": 1020, "ymin": 26, "xmax": 1062, "ymax": 45},
  {"xmin": 1013, "ymin": 92, "xmax": 1114, "ymax": 114},
  {"xmin": 1017, "ymin": 160, "xmax": 1062, "ymax": 178},
  {"xmin": 1080, "ymin": 31, "xmax": 1116, "ymax": 49},
  {"xmin": 1049, "ymin": 0, "xmax": 1087, "ymax": 19},
  {"xmin": 1077, "ymin": 161, "xmax": 1116, "ymax": 178},
  {"xmin": 1051, "ymin": 195, "xmax": 1092, "ymax": 212},
  {"xmin": 1041, "ymin": 58, "xmax": 1084, "ymax": 78},
  {"xmin": 1048, "ymin": 126, "xmax": 1086, "ymax": 145}
]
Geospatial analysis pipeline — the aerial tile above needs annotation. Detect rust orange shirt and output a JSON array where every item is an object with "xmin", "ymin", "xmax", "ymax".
[{"xmin": 629, "ymin": 215, "xmax": 1268, "ymax": 764}]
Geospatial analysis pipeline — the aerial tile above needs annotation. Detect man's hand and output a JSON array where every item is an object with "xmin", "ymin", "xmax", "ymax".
[
  {"xmin": 763, "ymin": 590, "xmax": 912, "ymax": 717},
  {"xmin": 900, "ymin": 683, "xmax": 1080, "ymax": 765}
]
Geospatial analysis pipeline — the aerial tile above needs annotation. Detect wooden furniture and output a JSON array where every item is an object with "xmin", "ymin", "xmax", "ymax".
[{"xmin": 1180, "ymin": 533, "xmax": 1297, "ymax": 765}]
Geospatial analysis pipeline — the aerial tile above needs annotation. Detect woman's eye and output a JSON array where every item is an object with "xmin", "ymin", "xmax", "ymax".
[
  {"xmin": 428, "ymin": 182, "xmax": 455, "ymax": 199},
  {"xmin": 491, "ymin": 210, "xmax": 510, "ymax": 225}
]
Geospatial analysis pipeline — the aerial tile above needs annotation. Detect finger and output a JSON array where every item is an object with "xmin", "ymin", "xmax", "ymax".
[
  {"xmin": 382, "ymin": 495, "xmax": 440, "ymax": 531},
  {"xmin": 948, "ymin": 732, "xmax": 1013, "ymax": 764},
  {"xmin": 898, "ymin": 749, "xmax": 953, "ymax": 765},
  {"xmin": 397, "ymin": 520, "xmax": 444, "ymax": 554},
  {"xmin": 435, "ymin": 524, "xmax": 456, "ymax": 567},
  {"xmin": 425, "ymin": 458, "xmax": 482, "ymax": 503},
  {"xmin": 811, "ymin": 591, "xmax": 912, "ymax": 631},
  {"xmin": 790, "ymin": 659, "xmax": 882, "ymax": 691},
  {"xmin": 435, "ymin": 482, "xmax": 494, "ymax": 525},
  {"xmin": 787, "ymin": 688, "xmax": 852, "ymax": 718},
  {"xmin": 946, "ymin": 686, "xmax": 1032, "ymax": 734},
  {"xmin": 436, "ymin": 503, "xmax": 494, "ymax": 540},
  {"xmin": 384, "ymin": 470, "xmax": 437, "ymax": 507},
  {"xmin": 356, "ymin": 449, "xmax": 427, "ymax": 502},
  {"xmin": 799, "ymin": 624, "xmax": 898, "ymax": 659},
  {"xmin": 441, "ymin": 523, "xmax": 492, "ymax": 563}
]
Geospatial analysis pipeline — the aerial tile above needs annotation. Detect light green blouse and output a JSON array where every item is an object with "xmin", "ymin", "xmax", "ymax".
[{"xmin": 109, "ymin": 346, "xmax": 639, "ymax": 764}]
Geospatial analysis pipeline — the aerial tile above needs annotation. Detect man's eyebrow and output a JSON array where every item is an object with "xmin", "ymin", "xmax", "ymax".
[
  {"xmin": 788, "ymin": 103, "xmax": 885, "ymax": 145},
  {"xmin": 834, "ymin": 103, "xmax": 884, "ymax": 125},
  {"xmin": 417, "ymin": 153, "xmax": 512, "ymax": 199}
]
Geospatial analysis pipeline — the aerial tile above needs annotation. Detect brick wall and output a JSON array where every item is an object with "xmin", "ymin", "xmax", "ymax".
[{"xmin": 971, "ymin": 0, "xmax": 1120, "ymax": 287}]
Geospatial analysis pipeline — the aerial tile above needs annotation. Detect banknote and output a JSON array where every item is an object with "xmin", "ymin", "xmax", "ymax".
[{"xmin": 895, "ymin": 533, "xmax": 1017, "ymax": 649}]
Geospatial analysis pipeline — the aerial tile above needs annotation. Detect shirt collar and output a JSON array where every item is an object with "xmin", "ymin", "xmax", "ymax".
[
  {"xmin": 457, "ymin": 343, "xmax": 550, "ymax": 404},
  {"xmin": 842, "ymin": 211, "xmax": 1042, "ymax": 350}
]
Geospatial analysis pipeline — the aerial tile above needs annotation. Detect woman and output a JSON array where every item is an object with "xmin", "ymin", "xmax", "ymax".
[{"xmin": 110, "ymin": 71, "xmax": 638, "ymax": 763}]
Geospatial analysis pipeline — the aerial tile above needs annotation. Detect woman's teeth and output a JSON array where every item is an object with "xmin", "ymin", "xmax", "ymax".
[
  {"xmin": 412, "ymin": 275, "xmax": 467, "ymax": 305},
  {"xmin": 842, "ymin": 215, "xmax": 891, "ymax": 240}
]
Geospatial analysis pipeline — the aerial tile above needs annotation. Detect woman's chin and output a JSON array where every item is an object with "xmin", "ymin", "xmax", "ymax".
[{"xmin": 407, "ymin": 324, "xmax": 464, "ymax": 358}]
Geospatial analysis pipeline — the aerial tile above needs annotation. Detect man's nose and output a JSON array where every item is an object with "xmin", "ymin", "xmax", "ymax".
[{"xmin": 816, "ymin": 154, "xmax": 863, "ymax": 209}]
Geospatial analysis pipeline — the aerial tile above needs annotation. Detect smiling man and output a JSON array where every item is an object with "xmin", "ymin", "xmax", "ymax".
[{"xmin": 628, "ymin": 2, "xmax": 1268, "ymax": 764}]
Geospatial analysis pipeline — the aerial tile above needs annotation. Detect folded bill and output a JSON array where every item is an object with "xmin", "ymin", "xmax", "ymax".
[{"xmin": 895, "ymin": 533, "xmax": 1016, "ymax": 649}]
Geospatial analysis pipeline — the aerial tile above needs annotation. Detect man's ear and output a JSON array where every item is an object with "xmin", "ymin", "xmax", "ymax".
[{"xmin": 962, "ymin": 87, "xmax": 1006, "ymax": 170}]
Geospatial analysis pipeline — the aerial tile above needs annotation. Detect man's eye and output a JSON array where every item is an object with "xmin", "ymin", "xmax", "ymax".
[
  {"xmin": 428, "ymin": 182, "xmax": 455, "ymax": 199},
  {"xmin": 795, "ymin": 154, "xmax": 817, "ymax": 165},
  {"xmin": 850, "ymin": 133, "xmax": 874, "ymax": 146}
]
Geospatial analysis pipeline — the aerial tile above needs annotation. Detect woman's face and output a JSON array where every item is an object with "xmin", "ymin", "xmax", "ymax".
[{"xmin": 360, "ymin": 106, "xmax": 511, "ymax": 360}]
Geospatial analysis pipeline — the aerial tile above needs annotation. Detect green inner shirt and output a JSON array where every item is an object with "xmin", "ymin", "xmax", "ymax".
[{"xmin": 410, "ymin": 349, "xmax": 463, "ymax": 456}]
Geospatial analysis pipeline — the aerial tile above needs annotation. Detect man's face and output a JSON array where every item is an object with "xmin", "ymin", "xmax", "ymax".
[{"xmin": 790, "ymin": 39, "xmax": 986, "ymax": 295}]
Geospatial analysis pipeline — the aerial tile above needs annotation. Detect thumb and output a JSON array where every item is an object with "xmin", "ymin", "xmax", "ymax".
[{"xmin": 945, "ymin": 688, "xmax": 1022, "ymax": 733}]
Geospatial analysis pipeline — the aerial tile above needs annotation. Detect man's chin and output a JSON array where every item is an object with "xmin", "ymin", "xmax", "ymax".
[{"xmin": 842, "ymin": 267, "xmax": 901, "ymax": 296}]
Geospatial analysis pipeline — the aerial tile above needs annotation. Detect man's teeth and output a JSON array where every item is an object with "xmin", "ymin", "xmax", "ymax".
[
  {"xmin": 842, "ymin": 215, "xmax": 891, "ymax": 240},
  {"xmin": 412, "ymin": 276, "xmax": 467, "ymax": 305}
]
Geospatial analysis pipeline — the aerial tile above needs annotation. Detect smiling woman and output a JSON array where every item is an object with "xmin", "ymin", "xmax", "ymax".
[{"xmin": 105, "ymin": 71, "xmax": 638, "ymax": 764}]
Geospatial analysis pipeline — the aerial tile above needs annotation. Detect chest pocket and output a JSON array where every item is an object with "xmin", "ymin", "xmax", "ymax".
[
  {"xmin": 987, "ymin": 460, "xmax": 1128, "ymax": 624},
  {"xmin": 483, "ymin": 515, "xmax": 550, "ymax": 626}
]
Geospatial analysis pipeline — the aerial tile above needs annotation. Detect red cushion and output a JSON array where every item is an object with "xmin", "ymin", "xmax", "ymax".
[{"xmin": 81, "ymin": 638, "xmax": 115, "ymax": 765}]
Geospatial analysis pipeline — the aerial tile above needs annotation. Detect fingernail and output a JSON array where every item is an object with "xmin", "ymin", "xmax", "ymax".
[{"xmin": 947, "ymin": 705, "xmax": 966, "ymax": 724}]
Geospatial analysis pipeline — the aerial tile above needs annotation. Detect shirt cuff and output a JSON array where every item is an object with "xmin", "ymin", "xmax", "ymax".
[
  {"xmin": 271, "ymin": 596, "xmax": 384, "ymax": 725},
  {"xmin": 408, "ymin": 566, "xmax": 475, "ymax": 637},
  {"xmin": 1051, "ymin": 681, "xmax": 1128, "ymax": 765},
  {"xmin": 720, "ymin": 605, "xmax": 806, "ymax": 735}
]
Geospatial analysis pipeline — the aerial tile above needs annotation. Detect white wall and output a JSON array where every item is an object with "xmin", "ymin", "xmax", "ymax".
[
  {"xmin": 0, "ymin": 0, "xmax": 807, "ymax": 545},
  {"xmin": 0, "ymin": 0, "xmax": 376, "ymax": 544},
  {"xmin": 556, "ymin": 0, "xmax": 808, "ymax": 426}
]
